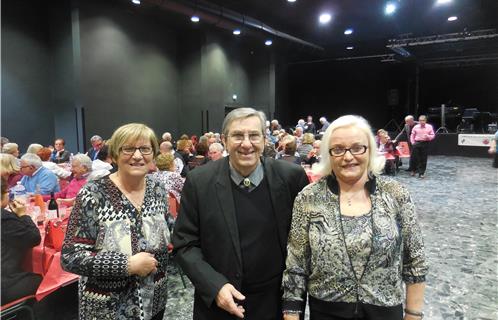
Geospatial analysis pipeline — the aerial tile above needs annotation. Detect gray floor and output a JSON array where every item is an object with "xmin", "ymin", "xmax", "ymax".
[{"xmin": 165, "ymin": 155, "xmax": 498, "ymax": 320}]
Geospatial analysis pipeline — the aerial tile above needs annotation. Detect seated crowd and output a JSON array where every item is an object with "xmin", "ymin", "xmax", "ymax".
[{"xmin": 0, "ymin": 112, "xmax": 427, "ymax": 316}]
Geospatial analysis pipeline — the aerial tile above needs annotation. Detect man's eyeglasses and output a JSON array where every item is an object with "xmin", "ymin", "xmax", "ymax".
[
  {"xmin": 227, "ymin": 133, "xmax": 263, "ymax": 144},
  {"xmin": 120, "ymin": 146, "xmax": 154, "ymax": 155},
  {"xmin": 329, "ymin": 145, "xmax": 368, "ymax": 157}
]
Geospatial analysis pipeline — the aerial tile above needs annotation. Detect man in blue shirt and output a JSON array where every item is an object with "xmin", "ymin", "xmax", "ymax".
[{"xmin": 20, "ymin": 154, "xmax": 60, "ymax": 195}]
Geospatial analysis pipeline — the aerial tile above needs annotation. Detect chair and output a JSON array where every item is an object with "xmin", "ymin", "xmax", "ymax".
[
  {"xmin": 167, "ymin": 193, "xmax": 187, "ymax": 289},
  {"xmin": 396, "ymin": 142, "xmax": 411, "ymax": 158},
  {"xmin": 0, "ymin": 295, "xmax": 36, "ymax": 320}
]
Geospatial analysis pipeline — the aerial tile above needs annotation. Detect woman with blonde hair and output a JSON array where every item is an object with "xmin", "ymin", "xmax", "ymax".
[
  {"xmin": 2, "ymin": 143, "xmax": 20, "ymax": 158},
  {"xmin": 282, "ymin": 115, "xmax": 427, "ymax": 320},
  {"xmin": 62, "ymin": 123, "xmax": 170, "ymax": 320},
  {"xmin": 150, "ymin": 153, "xmax": 184, "ymax": 201},
  {"xmin": 0, "ymin": 153, "xmax": 22, "ymax": 188}
]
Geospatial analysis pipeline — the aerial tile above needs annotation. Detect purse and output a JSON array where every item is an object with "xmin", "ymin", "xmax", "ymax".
[{"xmin": 44, "ymin": 218, "xmax": 68, "ymax": 251}]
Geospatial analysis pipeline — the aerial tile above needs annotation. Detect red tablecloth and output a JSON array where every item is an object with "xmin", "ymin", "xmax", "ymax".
[
  {"xmin": 305, "ymin": 170, "xmax": 321, "ymax": 183},
  {"xmin": 27, "ymin": 221, "xmax": 79, "ymax": 301}
]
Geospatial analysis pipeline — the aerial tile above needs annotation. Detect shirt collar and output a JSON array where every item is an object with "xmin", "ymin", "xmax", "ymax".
[
  {"xmin": 229, "ymin": 160, "xmax": 264, "ymax": 189},
  {"xmin": 32, "ymin": 166, "xmax": 43, "ymax": 176}
]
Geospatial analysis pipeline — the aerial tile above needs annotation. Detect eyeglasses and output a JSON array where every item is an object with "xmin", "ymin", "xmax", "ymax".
[
  {"xmin": 329, "ymin": 145, "xmax": 368, "ymax": 157},
  {"xmin": 120, "ymin": 146, "xmax": 154, "ymax": 155},
  {"xmin": 227, "ymin": 132, "xmax": 263, "ymax": 144}
]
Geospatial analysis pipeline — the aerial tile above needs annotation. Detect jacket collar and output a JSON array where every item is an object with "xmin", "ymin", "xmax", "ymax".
[{"xmin": 326, "ymin": 173, "xmax": 377, "ymax": 195}]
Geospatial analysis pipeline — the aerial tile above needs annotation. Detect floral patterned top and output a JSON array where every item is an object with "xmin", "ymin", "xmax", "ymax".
[
  {"xmin": 61, "ymin": 175, "xmax": 170, "ymax": 320},
  {"xmin": 282, "ymin": 175, "xmax": 427, "ymax": 313},
  {"xmin": 149, "ymin": 170, "xmax": 184, "ymax": 202}
]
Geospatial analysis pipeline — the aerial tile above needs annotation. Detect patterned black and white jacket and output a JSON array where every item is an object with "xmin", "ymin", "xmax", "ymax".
[
  {"xmin": 61, "ymin": 175, "xmax": 170, "ymax": 320},
  {"xmin": 282, "ymin": 175, "xmax": 428, "ymax": 313}
]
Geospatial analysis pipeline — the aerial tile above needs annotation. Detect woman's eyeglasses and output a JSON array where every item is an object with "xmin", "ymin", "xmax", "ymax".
[
  {"xmin": 329, "ymin": 145, "xmax": 368, "ymax": 157},
  {"xmin": 120, "ymin": 146, "xmax": 153, "ymax": 155}
]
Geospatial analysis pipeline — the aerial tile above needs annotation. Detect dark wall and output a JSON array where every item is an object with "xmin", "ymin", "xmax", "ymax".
[
  {"xmin": 286, "ymin": 59, "xmax": 498, "ymax": 131},
  {"xmin": 2, "ymin": 0, "xmax": 274, "ymax": 148},
  {"xmin": 78, "ymin": 0, "xmax": 179, "ymax": 144},
  {"xmin": 419, "ymin": 65, "xmax": 498, "ymax": 113},
  {"xmin": 286, "ymin": 60, "xmax": 412, "ymax": 130},
  {"xmin": 1, "ymin": 1, "xmax": 54, "ymax": 152}
]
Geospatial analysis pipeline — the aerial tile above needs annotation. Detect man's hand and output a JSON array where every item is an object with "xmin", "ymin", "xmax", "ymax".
[
  {"xmin": 283, "ymin": 313, "xmax": 300, "ymax": 320},
  {"xmin": 215, "ymin": 283, "xmax": 246, "ymax": 318},
  {"xmin": 128, "ymin": 252, "xmax": 158, "ymax": 277}
]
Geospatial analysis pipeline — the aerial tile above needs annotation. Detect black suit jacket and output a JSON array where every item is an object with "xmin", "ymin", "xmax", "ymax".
[{"xmin": 172, "ymin": 157, "xmax": 308, "ymax": 319}]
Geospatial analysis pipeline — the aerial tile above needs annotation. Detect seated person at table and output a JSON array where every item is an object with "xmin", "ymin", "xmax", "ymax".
[
  {"xmin": 150, "ymin": 153, "xmax": 184, "ymax": 201},
  {"xmin": 277, "ymin": 136, "xmax": 301, "ymax": 164},
  {"xmin": 86, "ymin": 135, "xmax": 104, "ymax": 160},
  {"xmin": 89, "ymin": 144, "xmax": 116, "ymax": 180},
  {"xmin": 20, "ymin": 154, "xmax": 60, "ymax": 195},
  {"xmin": 303, "ymin": 139, "xmax": 322, "ymax": 166},
  {"xmin": 376, "ymin": 129, "xmax": 394, "ymax": 153},
  {"xmin": 1, "ymin": 177, "xmax": 42, "ymax": 304},
  {"xmin": 297, "ymin": 133, "xmax": 315, "ymax": 162},
  {"xmin": 26, "ymin": 143, "xmax": 44, "ymax": 155},
  {"xmin": 42, "ymin": 154, "xmax": 92, "ymax": 206},
  {"xmin": 0, "ymin": 153, "xmax": 23, "ymax": 188},
  {"xmin": 2, "ymin": 142, "xmax": 20, "ymax": 158},
  {"xmin": 37, "ymin": 147, "xmax": 72, "ymax": 180},
  {"xmin": 50, "ymin": 138, "xmax": 71, "ymax": 163}
]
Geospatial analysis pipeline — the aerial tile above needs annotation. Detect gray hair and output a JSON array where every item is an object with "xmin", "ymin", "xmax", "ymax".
[
  {"xmin": 405, "ymin": 115, "xmax": 414, "ymax": 121},
  {"xmin": 222, "ymin": 107, "xmax": 267, "ymax": 137},
  {"xmin": 162, "ymin": 132, "xmax": 172, "ymax": 141},
  {"xmin": 2, "ymin": 143, "xmax": 19, "ymax": 155},
  {"xmin": 26, "ymin": 143, "xmax": 44, "ymax": 154},
  {"xmin": 209, "ymin": 142, "xmax": 224, "ymax": 153},
  {"xmin": 20, "ymin": 153, "xmax": 43, "ymax": 169},
  {"xmin": 313, "ymin": 115, "xmax": 385, "ymax": 177},
  {"xmin": 72, "ymin": 153, "xmax": 93, "ymax": 171},
  {"xmin": 90, "ymin": 135, "xmax": 103, "ymax": 143}
]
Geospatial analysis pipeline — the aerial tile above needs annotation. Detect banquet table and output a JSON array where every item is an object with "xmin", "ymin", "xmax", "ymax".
[{"xmin": 24, "ymin": 207, "xmax": 79, "ymax": 301}]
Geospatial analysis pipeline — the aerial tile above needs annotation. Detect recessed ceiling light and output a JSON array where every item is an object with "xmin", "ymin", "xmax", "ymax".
[
  {"xmin": 385, "ymin": 2, "xmax": 397, "ymax": 15},
  {"xmin": 287, "ymin": 0, "xmax": 297, "ymax": 2},
  {"xmin": 346, "ymin": 46, "xmax": 354, "ymax": 50},
  {"xmin": 436, "ymin": 0, "xmax": 452, "ymax": 5},
  {"xmin": 319, "ymin": 13, "xmax": 332, "ymax": 24},
  {"xmin": 447, "ymin": 16, "xmax": 458, "ymax": 21},
  {"xmin": 191, "ymin": 15, "xmax": 200, "ymax": 23},
  {"xmin": 233, "ymin": 29, "xmax": 241, "ymax": 35},
  {"xmin": 265, "ymin": 40, "xmax": 273, "ymax": 46},
  {"xmin": 131, "ymin": 0, "xmax": 140, "ymax": 4},
  {"xmin": 344, "ymin": 28, "xmax": 354, "ymax": 35}
]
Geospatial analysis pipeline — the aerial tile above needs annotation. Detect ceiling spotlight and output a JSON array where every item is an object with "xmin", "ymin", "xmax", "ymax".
[
  {"xmin": 344, "ymin": 28, "xmax": 354, "ymax": 35},
  {"xmin": 191, "ymin": 15, "xmax": 200, "ymax": 23},
  {"xmin": 346, "ymin": 46, "xmax": 354, "ymax": 50},
  {"xmin": 384, "ymin": 2, "xmax": 397, "ymax": 15},
  {"xmin": 287, "ymin": 0, "xmax": 297, "ymax": 2},
  {"xmin": 131, "ymin": 0, "xmax": 140, "ymax": 4},
  {"xmin": 265, "ymin": 40, "xmax": 273, "ymax": 46},
  {"xmin": 233, "ymin": 29, "xmax": 241, "ymax": 35},
  {"xmin": 319, "ymin": 13, "xmax": 332, "ymax": 24},
  {"xmin": 447, "ymin": 16, "xmax": 458, "ymax": 21},
  {"xmin": 436, "ymin": 0, "xmax": 452, "ymax": 5}
]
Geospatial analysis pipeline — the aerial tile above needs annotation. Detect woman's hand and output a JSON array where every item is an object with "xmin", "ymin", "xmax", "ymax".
[
  {"xmin": 9, "ymin": 200, "xmax": 27, "ymax": 217},
  {"xmin": 283, "ymin": 313, "xmax": 300, "ymax": 320},
  {"xmin": 128, "ymin": 252, "xmax": 158, "ymax": 277},
  {"xmin": 404, "ymin": 314, "xmax": 423, "ymax": 320}
]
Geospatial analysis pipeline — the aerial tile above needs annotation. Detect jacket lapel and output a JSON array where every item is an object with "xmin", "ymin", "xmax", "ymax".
[
  {"xmin": 263, "ymin": 158, "xmax": 290, "ymax": 252},
  {"xmin": 215, "ymin": 158, "xmax": 243, "ymax": 266}
]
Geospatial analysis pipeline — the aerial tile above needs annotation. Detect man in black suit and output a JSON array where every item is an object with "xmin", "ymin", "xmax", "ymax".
[
  {"xmin": 393, "ymin": 115, "xmax": 417, "ymax": 171},
  {"xmin": 172, "ymin": 107, "xmax": 309, "ymax": 320}
]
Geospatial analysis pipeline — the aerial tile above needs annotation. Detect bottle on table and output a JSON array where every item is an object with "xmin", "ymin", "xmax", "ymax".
[
  {"xmin": 47, "ymin": 192, "xmax": 59, "ymax": 219},
  {"xmin": 11, "ymin": 181, "xmax": 27, "ymax": 204},
  {"xmin": 34, "ymin": 184, "xmax": 45, "ymax": 225}
]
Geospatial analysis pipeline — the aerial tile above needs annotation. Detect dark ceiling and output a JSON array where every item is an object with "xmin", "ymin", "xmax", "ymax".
[{"xmin": 126, "ymin": 0, "xmax": 498, "ymax": 65}]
